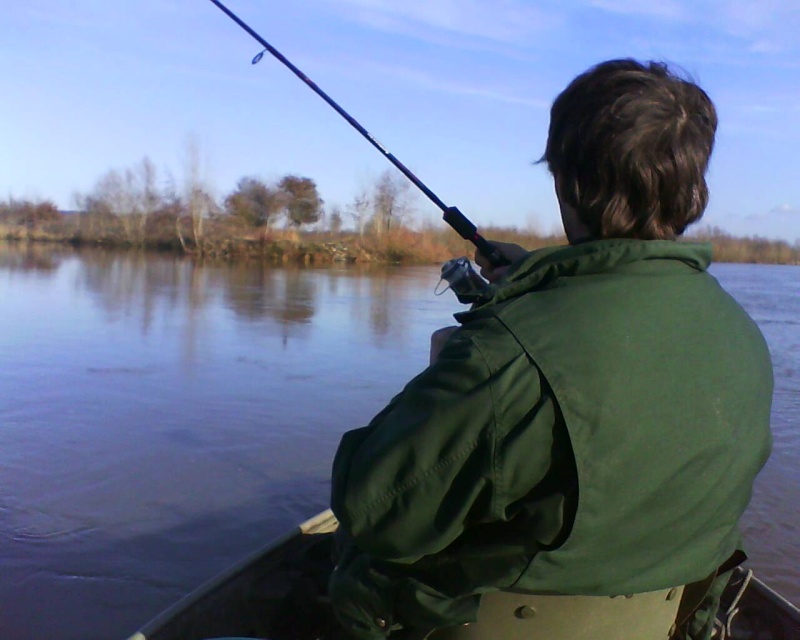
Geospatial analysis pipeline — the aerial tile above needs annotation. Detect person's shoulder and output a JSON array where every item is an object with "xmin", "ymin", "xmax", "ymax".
[{"xmin": 453, "ymin": 314, "xmax": 532, "ymax": 374}]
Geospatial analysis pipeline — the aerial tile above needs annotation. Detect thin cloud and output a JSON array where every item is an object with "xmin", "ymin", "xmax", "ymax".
[
  {"xmin": 742, "ymin": 205, "xmax": 800, "ymax": 239},
  {"xmin": 770, "ymin": 204, "xmax": 800, "ymax": 216},
  {"xmin": 388, "ymin": 64, "xmax": 550, "ymax": 107},
  {"xmin": 719, "ymin": 0, "xmax": 788, "ymax": 35},
  {"xmin": 23, "ymin": 4, "xmax": 115, "ymax": 30},
  {"xmin": 740, "ymin": 103, "xmax": 800, "ymax": 115},
  {"xmin": 716, "ymin": 0, "xmax": 800, "ymax": 54},
  {"xmin": 586, "ymin": 0, "xmax": 686, "ymax": 20},
  {"xmin": 585, "ymin": 0, "xmax": 799, "ymax": 55},
  {"xmin": 702, "ymin": 205, "xmax": 800, "ymax": 242},
  {"xmin": 324, "ymin": 0, "xmax": 800, "ymax": 71},
  {"xmin": 327, "ymin": 0, "xmax": 563, "ymax": 46},
  {"xmin": 324, "ymin": 55, "xmax": 550, "ymax": 107},
  {"xmin": 23, "ymin": 0, "xmax": 181, "ymax": 27},
  {"xmin": 722, "ymin": 95, "xmax": 800, "ymax": 139}
]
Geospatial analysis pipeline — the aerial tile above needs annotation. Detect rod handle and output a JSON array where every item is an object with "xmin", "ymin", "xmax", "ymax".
[{"xmin": 443, "ymin": 207, "xmax": 510, "ymax": 268}]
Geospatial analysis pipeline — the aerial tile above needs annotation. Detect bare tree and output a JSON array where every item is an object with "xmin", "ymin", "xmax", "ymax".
[
  {"xmin": 347, "ymin": 188, "xmax": 371, "ymax": 238},
  {"xmin": 371, "ymin": 170, "xmax": 413, "ymax": 238},
  {"xmin": 182, "ymin": 136, "xmax": 215, "ymax": 248},
  {"xmin": 137, "ymin": 156, "xmax": 159, "ymax": 240},
  {"xmin": 77, "ymin": 157, "xmax": 162, "ymax": 245},
  {"xmin": 157, "ymin": 169, "xmax": 190, "ymax": 252},
  {"xmin": 119, "ymin": 157, "xmax": 160, "ymax": 244},
  {"xmin": 81, "ymin": 168, "xmax": 136, "ymax": 242},
  {"xmin": 328, "ymin": 204, "xmax": 344, "ymax": 234}
]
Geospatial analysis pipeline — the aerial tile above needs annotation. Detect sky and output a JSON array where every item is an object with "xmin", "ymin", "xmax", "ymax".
[{"xmin": 2, "ymin": 0, "xmax": 799, "ymax": 243}]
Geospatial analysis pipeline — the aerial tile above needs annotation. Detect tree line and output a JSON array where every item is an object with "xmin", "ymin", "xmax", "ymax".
[
  {"xmin": 1, "ymin": 154, "xmax": 798, "ymax": 265},
  {"xmin": 69, "ymin": 154, "xmax": 331, "ymax": 248},
  {"xmin": 0, "ymin": 151, "xmax": 420, "ymax": 258}
]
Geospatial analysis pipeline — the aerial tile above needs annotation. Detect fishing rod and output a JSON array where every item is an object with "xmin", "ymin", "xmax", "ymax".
[{"xmin": 207, "ymin": 0, "xmax": 509, "ymax": 268}]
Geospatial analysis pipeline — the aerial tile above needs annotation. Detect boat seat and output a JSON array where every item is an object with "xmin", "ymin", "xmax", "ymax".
[
  {"xmin": 201, "ymin": 585, "xmax": 685, "ymax": 640},
  {"xmin": 428, "ymin": 585, "xmax": 685, "ymax": 640}
]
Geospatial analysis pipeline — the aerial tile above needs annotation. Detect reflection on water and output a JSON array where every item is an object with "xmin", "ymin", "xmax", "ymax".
[
  {"xmin": 0, "ymin": 243, "xmax": 461, "ymax": 640},
  {"xmin": 1, "ymin": 244, "xmax": 428, "ymax": 357},
  {"xmin": 0, "ymin": 242, "xmax": 61, "ymax": 273},
  {"xmin": 0, "ymin": 243, "xmax": 797, "ymax": 640},
  {"xmin": 67, "ymin": 249, "xmax": 426, "ymax": 350}
]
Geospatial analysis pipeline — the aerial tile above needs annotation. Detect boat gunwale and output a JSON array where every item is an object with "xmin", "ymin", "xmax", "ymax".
[{"xmin": 125, "ymin": 510, "xmax": 337, "ymax": 640}]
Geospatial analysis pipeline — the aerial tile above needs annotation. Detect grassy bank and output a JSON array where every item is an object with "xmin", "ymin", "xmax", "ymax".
[{"xmin": 1, "ymin": 215, "xmax": 798, "ymax": 266}]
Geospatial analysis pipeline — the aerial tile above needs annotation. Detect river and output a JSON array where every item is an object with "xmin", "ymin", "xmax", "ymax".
[{"xmin": 0, "ymin": 243, "xmax": 797, "ymax": 639}]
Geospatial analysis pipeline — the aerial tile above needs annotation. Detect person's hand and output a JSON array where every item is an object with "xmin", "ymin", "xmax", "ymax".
[
  {"xmin": 430, "ymin": 326, "xmax": 458, "ymax": 365},
  {"xmin": 474, "ymin": 241, "xmax": 528, "ymax": 283}
]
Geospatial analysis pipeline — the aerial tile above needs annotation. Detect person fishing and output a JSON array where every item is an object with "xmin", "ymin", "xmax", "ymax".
[{"xmin": 327, "ymin": 59, "xmax": 774, "ymax": 640}]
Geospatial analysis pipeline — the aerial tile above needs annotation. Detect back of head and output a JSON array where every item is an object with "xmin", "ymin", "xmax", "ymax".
[{"xmin": 544, "ymin": 59, "xmax": 718, "ymax": 240}]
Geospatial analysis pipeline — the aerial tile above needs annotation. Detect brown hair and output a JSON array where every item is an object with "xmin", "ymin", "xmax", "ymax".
[{"xmin": 543, "ymin": 59, "xmax": 717, "ymax": 240}]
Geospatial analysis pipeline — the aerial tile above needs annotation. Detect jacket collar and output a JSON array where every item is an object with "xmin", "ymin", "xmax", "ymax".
[{"xmin": 457, "ymin": 239, "xmax": 712, "ymax": 321}]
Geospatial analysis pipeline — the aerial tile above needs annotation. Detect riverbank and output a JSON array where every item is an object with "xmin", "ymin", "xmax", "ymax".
[
  {"xmin": 0, "ymin": 217, "xmax": 555, "ymax": 266},
  {"xmin": 1, "ymin": 218, "xmax": 798, "ymax": 266}
]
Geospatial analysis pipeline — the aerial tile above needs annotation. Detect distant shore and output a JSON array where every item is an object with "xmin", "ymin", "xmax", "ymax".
[{"xmin": 1, "ymin": 215, "xmax": 798, "ymax": 266}]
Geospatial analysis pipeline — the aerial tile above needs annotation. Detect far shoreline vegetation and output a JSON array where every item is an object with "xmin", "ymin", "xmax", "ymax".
[{"xmin": 2, "ymin": 156, "xmax": 798, "ymax": 266}]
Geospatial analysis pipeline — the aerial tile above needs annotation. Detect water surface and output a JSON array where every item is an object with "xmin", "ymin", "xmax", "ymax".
[{"xmin": 0, "ymin": 244, "xmax": 797, "ymax": 639}]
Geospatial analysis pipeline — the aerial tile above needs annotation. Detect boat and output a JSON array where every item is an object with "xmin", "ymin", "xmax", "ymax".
[{"xmin": 125, "ymin": 510, "xmax": 800, "ymax": 640}]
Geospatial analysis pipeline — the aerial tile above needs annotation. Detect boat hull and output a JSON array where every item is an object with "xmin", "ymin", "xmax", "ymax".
[{"xmin": 127, "ymin": 510, "xmax": 800, "ymax": 640}]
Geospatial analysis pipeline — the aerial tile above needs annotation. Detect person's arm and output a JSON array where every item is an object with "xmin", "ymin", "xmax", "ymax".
[{"xmin": 331, "ymin": 326, "xmax": 500, "ymax": 562}]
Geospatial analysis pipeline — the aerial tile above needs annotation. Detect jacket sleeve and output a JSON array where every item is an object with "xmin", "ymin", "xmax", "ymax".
[
  {"xmin": 331, "ymin": 333, "xmax": 494, "ymax": 562},
  {"xmin": 331, "ymin": 325, "xmax": 508, "ymax": 562}
]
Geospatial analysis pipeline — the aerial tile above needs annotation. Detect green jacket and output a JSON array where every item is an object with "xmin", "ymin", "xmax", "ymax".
[{"xmin": 329, "ymin": 239, "xmax": 773, "ymax": 638}]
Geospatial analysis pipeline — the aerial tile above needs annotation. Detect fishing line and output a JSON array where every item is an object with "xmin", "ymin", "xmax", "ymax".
[{"xmin": 208, "ymin": 0, "xmax": 508, "ymax": 267}]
